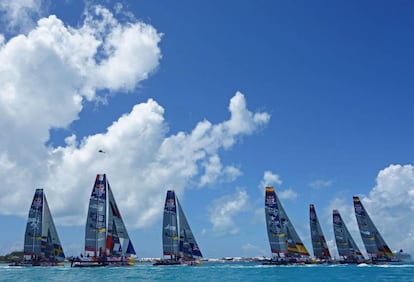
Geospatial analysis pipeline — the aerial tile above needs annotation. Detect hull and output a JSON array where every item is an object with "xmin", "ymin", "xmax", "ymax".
[
  {"xmin": 71, "ymin": 257, "xmax": 134, "ymax": 267},
  {"xmin": 262, "ymin": 257, "xmax": 317, "ymax": 265},
  {"xmin": 153, "ymin": 259, "xmax": 182, "ymax": 266},
  {"xmin": 152, "ymin": 259, "xmax": 201, "ymax": 266},
  {"xmin": 338, "ymin": 259, "xmax": 366, "ymax": 264},
  {"xmin": 9, "ymin": 261, "xmax": 64, "ymax": 267},
  {"xmin": 262, "ymin": 259, "xmax": 288, "ymax": 265}
]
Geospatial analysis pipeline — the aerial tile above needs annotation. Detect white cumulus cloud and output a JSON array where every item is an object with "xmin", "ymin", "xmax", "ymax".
[
  {"xmin": 0, "ymin": 3, "xmax": 272, "ymax": 258},
  {"xmin": 0, "ymin": 5, "xmax": 163, "ymax": 224},
  {"xmin": 0, "ymin": 0, "xmax": 45, "ymax": 34},
  {"xmin": 205, "ymin": 189, "xmax": 249, "ymax": 236},
  {"xmin": 259, "ymin": 170, "xmax": 282, "ymax": 190},
  {"xmin": 362, "ymin": 164, "xmax": 414, "ymax": 254},
  {"xmin": 199, "ymin": 154, "xmax": 242, "ymax": 187}
]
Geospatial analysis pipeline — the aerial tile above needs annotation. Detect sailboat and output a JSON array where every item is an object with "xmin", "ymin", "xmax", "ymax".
[
  {"xmin": 153, "ymin": 190, "xmax": 203, "ymax": 266},
  {"xmin": 263, "ymin": 186, "xmax": 310, "ymax": 265},
  {"xmin": 353, "ymin": 196, "xmax": 395, "ymax": 263},
  {"xmin": 309, "ymin": 204, "xmax": 331, "ymax": 262},
  {"xmin": 10, "ymin": 188, "xmax": 65, "ymax": 267},
  {"xmin": 71, "ymin": 174, "xmax": 136, "ymax": 267},
  {"xmin": 332, "ymin": 209, "xmax": 365, "ymax": 264}
]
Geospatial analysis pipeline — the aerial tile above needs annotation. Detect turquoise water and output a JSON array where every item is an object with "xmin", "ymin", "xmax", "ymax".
[{"xmin": 1, "ymin": 262, "xmax": 414, "ymax": 282}]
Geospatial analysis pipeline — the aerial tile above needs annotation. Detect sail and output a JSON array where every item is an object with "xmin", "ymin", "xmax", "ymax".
[
  {"xmin": 264, "ymin": 187, "xmax": 309, "ymax": 257},
  {"xmin": 162, "ymin": 190, "xmax": 179, "ymax": 257},
  {"xmin": 107, "ymin": 183, "xmax": 136, "ymax": 256},
  {"xmin": 177, "ymin": 198, "xmax": 203, "ymax": 259},
  {"xmin": 333, "ymin": 209, "xmax": 363, "ymax": 260},
  {"xmin": 23, "ymin": 189, "xmax": 65, "ymax": 261},
  {"xmin": 264, "ymin": 187, "xmax": 288, "ymax": 256},
  {"xmin": 24, "ymin": 189, "xmax": 43, "ymax": 257},
  {"xmin": 353, "ymin": 196, "xmax": 393, "ymax": 260},
  {"xmin": 74, "ymin": 174, "xmax": 137, "ymax": 267},
  {"xmin": 309, "ymin": 204, "xmax": 331, "ymax": 259},
  {"xmin": 41, "ymin": 194, "xmax": 65, "ymax": 261},
  {"xmin": 85, "ymin": 174, "xmax": 107, "ymax": 256},
  {"xmin": 276, "ymin": 194, "xmax": 310, "ymax": 257}
]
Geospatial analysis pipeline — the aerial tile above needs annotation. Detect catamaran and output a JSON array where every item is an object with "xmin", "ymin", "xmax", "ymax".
[
  {"xmin": 332, "ymin": 209, "xmax": 365, "ymax": 264},
  {"xmin": 10, "ymin": 188, "xmax": 65, "ymax": 267},
  {"xmin": 71, "ymin": 174, "xmax": 136, "ymax": 267},
  {"xmin": 153, "ymin": 190, "xmax": 203, "ymax": 266},
  {"xmin": 353, "ymin": 196, "xmax": 395, "ymax": 263},
  {"xmin": 263, "ymin": 186, "xmax": 310, "ymax": 265},
  {"xmin": 309, "ymin": 204, "xmax": 331, "ymax": 262}
]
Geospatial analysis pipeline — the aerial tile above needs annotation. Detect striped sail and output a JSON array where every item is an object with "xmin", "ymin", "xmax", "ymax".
[
  {"xmin": 277, "ymin": 195, "xmax": 309, "ymax": 256},
  {"xmin": 353, "ymin": 196, "xmax": 393, "ymax": 261},
  {"xmin": 309, "ymin": 204, "xmax": 331, "ymax": 260},
  {"xmin": 23, "ymin": 188, "xmax": 65, "ymax": 261},
  {"xmin": 333, "ymin": 209, "xmax": 364, "ymax": 261},
  {"xmin": 41, "ymin": 194, "xmax": 65, "ymax": 261},
  {"xmin": 177, "ymin": 198, "xmax": 203, "ymax": 259},
  {"xmin": 162, "ymin": 190, "xmax": 179, "ymax": 257},
  {"xmin": 265, "ymin": 186, "xmax": 309, "ymax": 257},
  {"xmin": 85, "ymin": 174, "xmax": 107, "ymax": 256},
  {"xmin": 265, "ymin": 187, "xmax": 288, "ymax": 256},
  {"xmin": 107, "ymin": 183, "xmax": 136, "ymax": 257}
]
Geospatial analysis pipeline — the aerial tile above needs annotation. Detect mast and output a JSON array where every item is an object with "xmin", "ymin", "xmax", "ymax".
[{"xmin": 353, "ymin": 196, "xmax": 393, "ymax": 261}]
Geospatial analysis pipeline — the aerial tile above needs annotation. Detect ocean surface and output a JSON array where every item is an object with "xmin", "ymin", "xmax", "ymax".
[{"xmin": 1, "ymin": 261, "xmax": 414, "ymax": 282}]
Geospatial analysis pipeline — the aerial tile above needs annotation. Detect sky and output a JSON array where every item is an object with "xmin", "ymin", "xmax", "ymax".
[{"xmin": 0, "ymin": 0, "xmax": 414, "ymax": 260}]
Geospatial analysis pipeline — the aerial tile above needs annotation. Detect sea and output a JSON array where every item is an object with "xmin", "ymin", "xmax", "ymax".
[{"xmin": 1, "ymin": 261, "xmax": 414, "ymax": 282}]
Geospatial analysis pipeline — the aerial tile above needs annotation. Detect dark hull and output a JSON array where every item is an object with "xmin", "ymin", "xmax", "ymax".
[
  {"xmin": 262, "ymin": 258, "xmax": 340, "ymax": 265},
  {"xmin": 262, "ymin": 260, "xmax": 288, "ymax": 265},
  {"xmin": 9, "ymin": 261, "xmax": 63, "ymax": 267},
  {"xmin": 153, "ymin": 260, "xmax": 182, "ymax": 266},
  {"xmin": 71, "ymin": 258, "xmax": 134, "ymax": 267},
  {"xmin": 262, "ymin": 257, "xmax": 306, "ymax": 265},
  {"xmin": 71, "ymin": 262, "xmax": 108, "ymax": 267}
]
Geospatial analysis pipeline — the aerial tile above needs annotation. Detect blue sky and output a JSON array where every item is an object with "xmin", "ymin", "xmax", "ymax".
[{"xmin": 0, "ymin": 0, "xmax": 414, "ymax": 259}]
